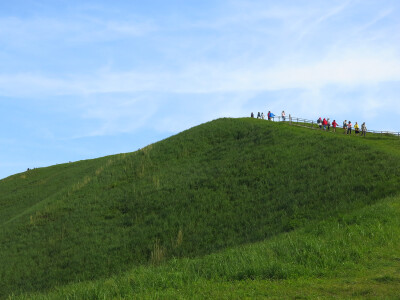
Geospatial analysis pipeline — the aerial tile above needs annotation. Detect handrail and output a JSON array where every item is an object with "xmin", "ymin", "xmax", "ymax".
[{"xmin": 261, "ymin": 115, "xmax": 400, "ymax": 137}]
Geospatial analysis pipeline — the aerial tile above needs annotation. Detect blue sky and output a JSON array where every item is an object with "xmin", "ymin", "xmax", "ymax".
[{"xmin": 1, "ymin": 0, "xmax": 400, "ymax": 179}]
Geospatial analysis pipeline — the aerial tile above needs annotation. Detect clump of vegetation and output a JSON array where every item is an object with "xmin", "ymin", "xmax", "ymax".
[{"xmin": 1, "ymin": 118, "xmax": 400, "ymax": 298}]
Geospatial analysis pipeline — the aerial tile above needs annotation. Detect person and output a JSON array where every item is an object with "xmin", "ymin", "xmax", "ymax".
[
  {"xmin": 347, "ymin": 121, "xmax": 352, "ymax": 135},
  {"xmin": 270, "ymin": 112, "xmax": 275, "ymax": 120},
  {"xmin": 257, "ymin": 112, "xmax": 261, "ymax": 119},
  {"xmin": 361, "ymin": 122, "xmax": 367, "ymax": 137},
  {"xmin": 322, "ymin": 118, "xmax": 328, "ymax": 130},
  {"xmin": 268, "ymin": 111, "xmax": 271, "ymax": 120},
  {"xmin": 251, "ymin": 112, "xmax": 254, "ymax": 118},
  {"xmin": 332, "ymin": 120, "xmax": 338, "ymax": 132},
  {"xmin": 282, "ymin": 110, "xmax": 286, "ymax": 121},
  {"xmin": 343, "ymin": 120, "xmax": 347, "ymax": 134},
  {"xmin": 261, "ymin": 112, "xmax": 265, "ymax": 120},
  {"xmin": 354, "ymin": 122, "xmax": 360, "ymax": 135},
  {"xmin": 317, "ymin": 117, "xmax": 322, "ymax": 129},
  {"xmin": 327, "ymin": 118, "xmax": 331, "ymax": 131}
]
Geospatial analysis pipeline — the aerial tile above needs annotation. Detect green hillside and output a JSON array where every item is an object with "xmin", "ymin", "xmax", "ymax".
[
  {"xmin": 15, "ymin": 195, "xmax": 400, "ymax": 299},
  {"xmin": 1, "ymin": 118, "xmax": 400, "ymax": 298}
]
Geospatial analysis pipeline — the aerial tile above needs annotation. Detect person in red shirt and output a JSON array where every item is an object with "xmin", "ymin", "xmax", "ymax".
[
  {"xmin": 332, "ymin": 120, "xmax": 338, "ymax": 132},
  {"xmin": 322, "ymin": 118, "xmax": 328, "ymax": 130}
]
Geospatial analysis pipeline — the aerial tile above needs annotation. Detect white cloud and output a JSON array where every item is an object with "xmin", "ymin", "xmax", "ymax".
[
  {"xmin": 1, "ymin": 46, "xmax": 399, "ymax": 99},
  {"xmin": 295, "ymin": 0, "xmax": 352, "ymax": 42},
  {"xmin": 0, "ymin": 15, "xmax": 156, "ymax": 48},
  {"xmin": 73, "ymin": 95, "xmax": 159, "ymax": 137},
  {"xmin": 264, "ymin": 54, "xmax": 400, "ymax": 90}
]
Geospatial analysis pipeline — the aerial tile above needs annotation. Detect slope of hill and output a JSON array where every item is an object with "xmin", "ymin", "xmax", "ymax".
[
  {"xmin": 1, "ymin": 118, "xmax": 400, "ymax": 298},
  {"xmin": 14, "ymin": 194, "xmax": 400, "ymax": 299}
]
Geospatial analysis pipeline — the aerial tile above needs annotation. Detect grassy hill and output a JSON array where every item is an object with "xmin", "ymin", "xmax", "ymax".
[{"xmin": 1, "ymin": 118, "xmax": 400, "ymax": 298}]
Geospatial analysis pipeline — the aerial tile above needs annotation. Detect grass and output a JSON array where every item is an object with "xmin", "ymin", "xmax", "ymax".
[
  {"xmin": 12, "ymin": 195, "xmax": 400, "ymax": 299},
  {"xmin": 1, "ymin": 117, "xmax": 400, "ymax": 298}
]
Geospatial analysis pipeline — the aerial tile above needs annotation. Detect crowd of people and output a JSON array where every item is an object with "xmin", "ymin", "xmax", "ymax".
[
  {"xmin": 315, "ymin": 117, "xmax": 367, "ymax": 136},
  {"xmin": 251, "ymin": 111, "xmax": 284, "ymax": 121},
  {"xmin": 250, "ymin": 111, "xmax": 368, "ymax": 137}
]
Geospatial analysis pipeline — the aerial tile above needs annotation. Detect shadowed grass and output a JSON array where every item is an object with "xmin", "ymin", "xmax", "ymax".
[{"xmin": 13, "ymin": 195, "xmax": 400, "ymax": 299}]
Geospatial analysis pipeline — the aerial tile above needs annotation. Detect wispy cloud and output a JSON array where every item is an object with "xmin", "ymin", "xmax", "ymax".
[
  {"xmin": 296, "ymin": 0, "xmax": 353, "ymax": 41},
  {"xmin": 0, "ymin": 14, "xmax": 156, "ymax": 49},
  {"xmin": 78, "ymin": 95, "xmax": 159, "ymax": 137},
  {"xmin": 354, "ymin": 8, "xmax": 394, "ymax": 34},
  {"xmin": 1, "ymin": 46, "xmax": 399, "ymax": 98}
]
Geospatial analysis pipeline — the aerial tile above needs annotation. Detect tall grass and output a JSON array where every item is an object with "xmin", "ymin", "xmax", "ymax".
[{"xmin": 13, "ymin": 195, "xmax": 400, "ymax": 299}]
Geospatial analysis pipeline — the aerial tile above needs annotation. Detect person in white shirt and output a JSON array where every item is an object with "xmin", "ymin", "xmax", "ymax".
[{"xmin": 361, "ymin": 122, "xmax": 367, "ymax": 137}]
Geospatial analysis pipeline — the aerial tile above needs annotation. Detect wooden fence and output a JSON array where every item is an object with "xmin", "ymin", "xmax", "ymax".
[{"xmin": 265, "ymin": 115, "xmax": 400, "ymax": 137}]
